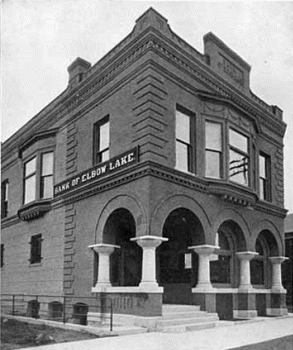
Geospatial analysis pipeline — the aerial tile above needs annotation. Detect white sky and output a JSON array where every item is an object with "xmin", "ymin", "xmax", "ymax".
[{"xmin": 1, "ymin": 1, "xmax": 293, "ymax": 212}]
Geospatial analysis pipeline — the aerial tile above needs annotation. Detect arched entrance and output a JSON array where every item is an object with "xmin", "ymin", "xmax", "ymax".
[
  {"xmin": 103, "ymin": 208, "xmax": 142, "ymax": 286},
  {"xmin": 158, "ymin": 208, "xmax": 205, "ymax": 304}
]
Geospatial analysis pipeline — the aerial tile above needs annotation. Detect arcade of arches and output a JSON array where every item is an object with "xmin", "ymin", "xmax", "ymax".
[{"xmin": 89, "ymin": 205, "xmax": 288, "ymax": 319}]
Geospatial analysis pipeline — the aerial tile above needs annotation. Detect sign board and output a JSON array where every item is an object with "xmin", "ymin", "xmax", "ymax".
[{"xmin": 54, "ymin": 147, "xmax": 138, "ymax": 197}]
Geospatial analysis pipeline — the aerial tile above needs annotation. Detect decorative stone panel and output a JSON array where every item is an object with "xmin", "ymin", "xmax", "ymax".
[
  {"xmin": 66, "ymin": 123, "xmax": 78, "ymax": 176},
  {"xmin": 132, "ymin": 69, "xmax": 168, "ymax": 163},
  {"xmin": 63, "ymin": 203, "xmax": 76, "ymax": 295},
  {"xmin": 274, "ymin": 147, "xmax": 284, "ymax": 207}
]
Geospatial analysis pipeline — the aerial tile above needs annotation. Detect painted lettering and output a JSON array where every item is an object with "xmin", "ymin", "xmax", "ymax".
[{"xmin": 128, "ymin": 152, "xmax": 134, "ymax": 162}]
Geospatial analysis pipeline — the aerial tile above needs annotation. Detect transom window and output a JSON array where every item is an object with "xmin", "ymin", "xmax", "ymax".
[
  {"xmin": 94, "ymin": 116, "xmax": 110, "ymax": 165},
  {"xmin": 259, "ymin": 153, "xmax": 271, "ymax": 201},
  {"xmin": 23, "ymin": 152, "xmax": 54, "ymax": 205},
  {"xmin": 205, "ymin": 121, "xmax": 223, "ymax": 179},
  {"xmin": 229, "ymin": 128, "xmax": 249, "ymax": 186},
  {"xmin": 175, "ymin": 106, "xmax": 194, "ymax": 173}
]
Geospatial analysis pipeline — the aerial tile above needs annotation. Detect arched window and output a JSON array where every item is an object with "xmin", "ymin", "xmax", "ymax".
[{"xmin": 211, "ymin": 230, "xmax": 234, "ymax": 285}]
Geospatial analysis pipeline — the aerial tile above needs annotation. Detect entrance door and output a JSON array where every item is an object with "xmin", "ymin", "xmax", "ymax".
[{"xmin": 158, "ymin": 208, "xmax": 202, "ymax": 304}]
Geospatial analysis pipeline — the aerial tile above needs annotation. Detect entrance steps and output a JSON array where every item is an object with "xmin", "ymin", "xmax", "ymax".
[{"xmin": 157, "ymin": 304, "xmax": 219, "ymax": 332}]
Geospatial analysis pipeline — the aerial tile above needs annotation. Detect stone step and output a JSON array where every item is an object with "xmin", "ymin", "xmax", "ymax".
[
  {"xmin": 157, "ymin": 315, "xmax": 219, "ymax": 327},
  {"xmin": 161, "ymin": 310, "xmax": 218, "ymax": 319},
  {"xmin": 158, "ymin": 321, "xmax": 217, "ymax": 333},
  {"xmin": 162, "ymin": 304, "xmax": 201, "ymax": 313}
]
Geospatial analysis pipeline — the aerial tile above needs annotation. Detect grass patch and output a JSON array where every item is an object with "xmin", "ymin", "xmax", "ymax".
[{"xmin": 1, "ymin": 317, "xmax": 112, "ymax": 350}]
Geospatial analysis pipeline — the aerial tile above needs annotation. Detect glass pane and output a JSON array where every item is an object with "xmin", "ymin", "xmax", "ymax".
[
  {"xmin": 205, "ymin": 151, "xmax": 220, "ymax": 178},
  {"xmin": 42, "ymin": 152, "xmax": 54, "ymax": 176},
  {"xmin": 251, "ymin": 259, "xmax": 264, "ymax": 285},
  {"xmin": 210, "ymin": 255, "xmax": 231, "ymax": 284},
  {"xmin": 99, "ymin": 121, "xmax": 109, "ymax": 151},
  {"xmin": 206, "ymin": 122, "xmax": 222, "ymax": 151},
  {"xmin": 259, "ymin": 154, "xmax": 266, "ymax": 178},
  {"xmin": 176, "ymin": 141, "xmax": 188, "ymax": 172},
  {"xmin": 25, "ymin": 157, "xmax": 36, "ymax": 177},
  {"xmin": 41, "ymin": 176, "xmax": 53, "ymax": 199},
  {"xmin": 101, "ymin": 150, "xmax": 109, "ymax": 163},
  {"xmin": 229, "ymin": 149, "xmax": 248, "ymax": 186},
  {"xmin": 176, "ymin": 111, "xmax": 190, "ymax": 143},
  {"xmin": 259, "ymin": 179, "xmax": 265, "ymax": 200},
  {"xmin": 229, "ymin": 129, "xmax": 248, "ymax": 153},
  {"xmin": 24, "ymin": 175, "xmax": 36, "ymax": 204}
]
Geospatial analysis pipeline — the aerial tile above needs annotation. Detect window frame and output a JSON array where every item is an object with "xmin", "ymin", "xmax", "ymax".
[
  {"xmin": 228, "ymin": 127, "xmax": 250, "ymax": 187},
  {"xmin": 205, "ymin": 120, "xmax": 223, "ymax": 179},
  {"xmin": 1, "ymin": 180, "xmax": 9, "ymax": 219},
  {"xmin": 175, "ymin": 104, "xmax": 195, "ymax": 174},
  {"xmin": 23, "ymin": 150, "xmax": 54, "ymax": 205},
  {"xmin": 29, "ymin": 234, "xmax": 43, "ymax": 265},
  {"xmin": 93, "ymin": 116, "xmax": 110, "ymax": 165},
  {"xmin": 259, "ymin": 152, "xmax": 271, "ymax": 202}
]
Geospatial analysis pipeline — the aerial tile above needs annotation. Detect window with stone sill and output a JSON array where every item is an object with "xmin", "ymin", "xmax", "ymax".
[
  {"xmin": 1, "ymin": 180, "xmax": 9, "ymax": 219},
  {"xmin": 23, "ymin": 152, "xmax": 54, "ymax": 205},
  {"xmin": 259, "ymin": 152, "xmax": 271, "ymax": 202},
  {"xmin": 175, "ymin": 105, "xmax": 195, "ymax": 174},
  {"xmin": 93, "ymin": 116, "xmax": 110, "ymax": 165},
  {"xmin": 205, "ymin": 121, "xmax": 223, "ymax": 179},
  {"xmin": 229, "ymin": 128, "xmax": 249, "ymax": 186}
]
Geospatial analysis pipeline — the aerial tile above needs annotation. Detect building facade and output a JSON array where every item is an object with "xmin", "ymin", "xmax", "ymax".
[
  {"xmin": 283, "ymin": 213, "xmax": 293, "ymax": 310},
  {"xmin": 1, "ymin": 8, "xmax": 288, "ymax": 323}
]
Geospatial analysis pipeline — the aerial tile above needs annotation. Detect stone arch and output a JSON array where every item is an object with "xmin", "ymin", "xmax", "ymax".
[
  {"xmin": 95, "ymin": 194, "xmax": 146, "ymax": 243},
  {"xmin": 150, "ymin": 194, "xmax": 211, "ymax": 243},
  {"xmin": 251, "ymin": 219, "xmax": 283, "ymax": 256},
  {"xmin": 211, "ymin": 208, "xmax": 251, "ymax": 250}
]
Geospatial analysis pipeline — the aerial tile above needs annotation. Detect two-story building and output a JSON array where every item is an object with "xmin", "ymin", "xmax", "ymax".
[{"xmin": 1, "ymin": 8, "xmax": 288, "ymax": 326}]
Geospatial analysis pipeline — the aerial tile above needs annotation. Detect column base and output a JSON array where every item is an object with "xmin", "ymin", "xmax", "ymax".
[
  {"xmin": 233, "ymin": 310, "xmax": 258, "ymax": 319},
  {"xmin": 266, "ymin": 308, "xmax": 288, "ymax": 316}
]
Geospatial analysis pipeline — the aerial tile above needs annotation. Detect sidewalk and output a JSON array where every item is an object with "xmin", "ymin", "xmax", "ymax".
[{"xmin": 22, "ymin": 315, "xmax": 293, "ymax": 350}]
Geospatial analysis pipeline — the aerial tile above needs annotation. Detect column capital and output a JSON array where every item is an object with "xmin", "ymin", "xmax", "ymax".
[
  {"xmin": 189, "ymin": 245, "xmax": 219, "ymax": 255},
  {"xmin": 131, "ymin": 235, "xmax": 168, "ymax": 248},
  {"xmin": 236, "ymin": 251, "xmax": 258, "ymax": 261},
  {"xmin": 269, "ymin": 256, "xmax": 288, "ymax": 265},
  {"xmin": 88, "ymin": 243, "xmax": 120, "ymax": 254}
]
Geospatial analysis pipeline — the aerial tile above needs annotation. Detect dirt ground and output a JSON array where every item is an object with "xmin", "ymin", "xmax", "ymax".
[{"xmin": 1, "ymin": 317, "xmax": 113, "ymax": 350}]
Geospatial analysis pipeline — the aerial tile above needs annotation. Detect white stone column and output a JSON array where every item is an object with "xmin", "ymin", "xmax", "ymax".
[
  {"xmin": 88, "ymin": 243, "xmax": 120, "ymax": 288},
  {"xmin": 269, "ymin": 256, "xmax": 288, "ymax": 292},
  {"xmin": 189, "ymin": 245, "xmax": 219, "ymax": 290},
  {"xmin": 131, "ymin": 235, "xmax": 168, "ymax": 289},
  {"xmin": 236, "ymin": 251, "xmax": 258, "ymax": 290}
]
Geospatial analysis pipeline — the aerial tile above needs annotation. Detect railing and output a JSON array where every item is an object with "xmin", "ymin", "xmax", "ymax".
[{"xmin": 0, "ymin": 294, "xmax": 114, "ymax": 331}]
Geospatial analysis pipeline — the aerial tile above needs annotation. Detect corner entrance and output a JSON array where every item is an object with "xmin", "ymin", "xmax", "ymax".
[{"xmin": 158, "ymin": 208, "xmax": 204, "ymax": 304}]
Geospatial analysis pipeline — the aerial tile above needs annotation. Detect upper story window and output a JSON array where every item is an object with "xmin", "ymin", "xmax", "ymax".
[
  {"xmin": 259, "ymin": 152, "xmax": 271, "ymax": 201},
  {"xmin": 94, "ymin": 116, "xmax": 110, "ymax": 165},
  {"xmin": 1, "ymin": 180, "xmax": 9, "ymax": 219},
  {"xmin": 175, "ymin": 106, "xmax": 194, "ymax": 173},
  {"xmin": 23, "ymin": 152, "xmax": 54, "ymax": 205},
  {"xmin": 205, "ymin": 121, "xmax": 223, "ymax": 179},
  {"xmin": 229, "ymin": 128, "xmax": 249, "ymax": 186}
]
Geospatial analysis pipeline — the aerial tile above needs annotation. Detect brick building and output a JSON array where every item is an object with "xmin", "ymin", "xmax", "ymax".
[{"xmin": 1, "ymin": 8, "xmax": 288, "ymax": 325}]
